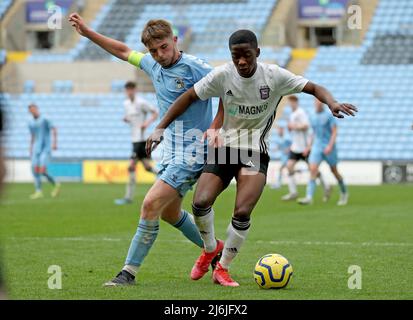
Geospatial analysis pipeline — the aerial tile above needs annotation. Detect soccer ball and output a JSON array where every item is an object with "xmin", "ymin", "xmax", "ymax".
[{"xmin": 253, "ymin": 253, "xmax": 293, "ymax": 289}]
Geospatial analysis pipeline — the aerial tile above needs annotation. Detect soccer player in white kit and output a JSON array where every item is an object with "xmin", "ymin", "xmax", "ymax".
[
  {"xmin": 147, "ymin": 30, "xmax": 357, "ymax": 286},
  {"xmin": 114, "ymin": 81, "xmax": 159, "ymax": 205},
  {"xmin": 281, "ymin": 95, "xmax": 330, "ymax": 201}
]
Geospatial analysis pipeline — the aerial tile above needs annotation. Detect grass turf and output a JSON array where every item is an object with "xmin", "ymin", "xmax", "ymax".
[{"xmin": 0, "ymin": 183, "xmax": 412, "ymax": 300}]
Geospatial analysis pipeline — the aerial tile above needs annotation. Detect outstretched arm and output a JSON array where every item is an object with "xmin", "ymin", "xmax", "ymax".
[
  {"xmin": 159, "ymin": 87, "xmax": 199, "ymax": 129},
  {"xmin": 69, "ymin": 13, "xmax": 131, "ymax": 61},
  {"xmin": 302, "ymin": 82, "xmax": 358, "ymax": 118},
  {"xmin": 145, "ymin": 87, "xmax": 200, "ymax": 155}
]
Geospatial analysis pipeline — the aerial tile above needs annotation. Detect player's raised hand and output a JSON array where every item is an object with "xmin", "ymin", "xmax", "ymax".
[
  {"xmin": 69, "ymin": 13, "xmax": 90, "ymax": 36},
  {"xmin": 329, "ymin": 102, "xmax": 358, "ymax": 118},
  {"xmin": 146, "ymin": 129, "xmax": 164, "ymax": 156}
]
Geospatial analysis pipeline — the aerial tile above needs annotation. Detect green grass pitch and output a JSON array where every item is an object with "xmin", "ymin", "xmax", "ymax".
[{"xmin": 1, "ymin": 183, "xmax": 412, "ymax": 300}]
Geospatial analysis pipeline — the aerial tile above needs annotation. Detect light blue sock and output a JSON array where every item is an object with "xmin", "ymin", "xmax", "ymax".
[
  {"xmin": 173, "ymin": 210, "xmax": 204, "ymax": 248},
  {"xmin": 338, "ymin": 179, "xmax": 347, "ymax": 194},
  {"xmin": 306, "ymin": 179, "xmax": 316, "ymax": 199},
  {"xmin": 124, "ymin": 219, "xmax": 159, "ymax": 267},
  {"xmin": 33, "ymin": 170, "xmax": 42, "ymax": 192}
]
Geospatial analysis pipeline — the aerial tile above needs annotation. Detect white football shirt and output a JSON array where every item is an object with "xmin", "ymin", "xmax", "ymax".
[
  {"xmin": 194, "ymin": 62, "xmax": 308, "ymax": 153},
  {"xmin": 289, "ymin": 107, "xmax": 310, "ymax": 153},
  {"xmin": 124, "ymin": 95, "xmax": 157, "ymax": 143}
]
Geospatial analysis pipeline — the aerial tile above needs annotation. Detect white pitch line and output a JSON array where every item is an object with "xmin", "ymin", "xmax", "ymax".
[
  {"xmin": 5, "ymin": 237, "xmax": 413, "ymax": 247},
  {"xmin": 255, "ymin": 240, "xmax": 413, "ymax": 247}
]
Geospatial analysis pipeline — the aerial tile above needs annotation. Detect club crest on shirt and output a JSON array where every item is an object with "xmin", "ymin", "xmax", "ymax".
[
  {"xmin": 259, "ymin": 85, "xmax": 270, "ymax": 100},
  {"xmin": 175, "ymin": 78, "xmax": 185, "ymax": 89}
]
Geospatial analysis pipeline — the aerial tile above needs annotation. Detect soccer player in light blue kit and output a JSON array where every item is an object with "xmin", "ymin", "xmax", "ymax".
[
  {"xmin": 69, "ymin": 14, "xmax": 224, "ymax": 286},
  {"xmin": 298, "ymin": 99, "xmax": 349, "ymax": 205},
  {"xmin": 28, "ymin": 104, "xmax": 60, "ymax": 199}
]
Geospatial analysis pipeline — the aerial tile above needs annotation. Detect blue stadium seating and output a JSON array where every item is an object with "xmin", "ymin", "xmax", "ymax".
[
  {"xmin": 23, "ymin": 80, "xmax": 35, "ymax": 93},
  {"xmin": 0, "ymin": 0, "xmax": 12, "ymax": 19},
  {"xmin": 4, "ymin": 0, "xmax": 413, "ymax": 161},
  {"xmin": 124, "ymin": 0, "xmax": 288, "ymax": 65},
  {"xmin": 281, "ymin": 0, "xmax": 413, "ymax": 161},
  {"xmin": 52, "ymin": 81, "xmax": 74, "ymax": 93},
  {"xmin": 28, "ymin": 0, "xmax": 290, "ymax": 66},
  {"xmin": 111, "ymin": 80, "xmax": 126, "ymax": 93},
  {"xmin": 0, "ymin": 93, "xmax": 220, "ymax": 160}
]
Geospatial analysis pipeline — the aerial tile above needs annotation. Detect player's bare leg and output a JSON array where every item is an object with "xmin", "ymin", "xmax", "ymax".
[
  {"xmin": 213, "ymin": 168, "xmax": 266, "ymax": 287},
  {"xmin": 330, "ymin": 166, "xmax": 348, "ymax": 205},
  {"xmin": 190, "ymin": 173, "xmax": 226, "ymax": 280},
  {"xmin": 282, "ymin": 159, "xmax": 298, "ymax": 200}
]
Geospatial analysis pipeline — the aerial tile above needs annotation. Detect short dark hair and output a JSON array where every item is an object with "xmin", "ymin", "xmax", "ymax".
[
  {"xmin": 124, "ymin": 81, "xmax": 137, "ymax": 89},
  {"xmin": 288, "ymin": 95, "xmax": 298, "ymax": 102},
  {"xmin": 28, "ymin": 103, "xmax": 38, "ymax": 109},
  {"xmin": 229, "ymin": 29, "xmax": 258, "ymax": 49}
]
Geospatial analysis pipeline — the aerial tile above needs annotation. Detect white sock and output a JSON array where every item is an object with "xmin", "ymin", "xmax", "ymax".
[
  {"xmin": 287, "ymin": 174, "xmax": 297, "ymax": 195},
  {"xmin": 125, "ymin": 171, "xmax": 136, "ymax": 200},
  {"xmin": 318, "ymin": 172, "xmax": 328, "ymax": 192},
  {"xmin": 192, "ymin": 205, "xmax": 216, "ymax": 252},
  {"xmin": 219, "ymin": 217, "xmax": 250, "ymax": 269},
  {"xmin": 122, "ymin": 264, "xmax": 139, "ymax": 276}
]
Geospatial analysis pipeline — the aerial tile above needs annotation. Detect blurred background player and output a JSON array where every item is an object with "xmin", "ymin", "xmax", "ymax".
[
  {"xmin": 281, "ymin": 95, "xmax": 329, "ymax": 201},
  {"xmin": 298, "ymin": 99, "xmax": 348, "ymax": 205},
  {"xmin": 114, "ymin": 81, "xmax": 159, "ymax": 205},
  {"xmin": 28, "ymin": 104, "xmax": 60, "ymax": 200},
  {"xmin": 281, "ymin": 95, "xmax": 310, "ymax": 200},
  {"xmin": 269, "ymin": 125, "xmax": 291, "ymax": 189}
]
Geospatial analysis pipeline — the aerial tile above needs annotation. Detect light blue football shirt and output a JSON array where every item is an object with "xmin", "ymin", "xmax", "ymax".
[
  {"xmin": 128, "ymin": 51, "xmax": 213, "ymax": 167},
  {"xmin": 275, "ymin": 135, "xmax": 292, "ymax": 152},
  {"xmin": 310, "ymin": 108, "xmax": 337, "ymax": 150},
  {"xmin": 28, "ymin": 116, "xmax": 54, "ymax": 154}
]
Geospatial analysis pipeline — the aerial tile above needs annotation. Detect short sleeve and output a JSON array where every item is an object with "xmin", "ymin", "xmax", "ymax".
[
  {"xmin": 128, "ymin": 51, "xmax": 156, "ymax": 76},
  {"xmin": 272, "ymin": 65, "xmax": 309, "ymax": 96},
  {"xmin": 193, "ymin": 66, "xmax": 225, "ymax": 101}
]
